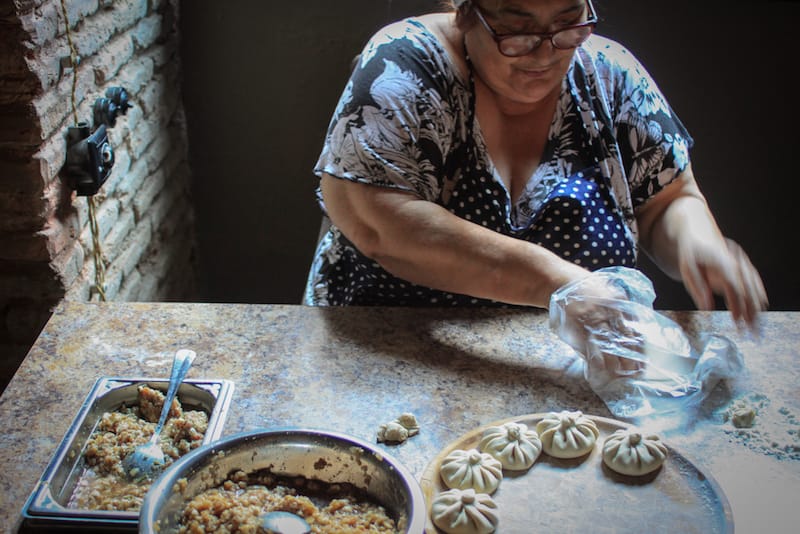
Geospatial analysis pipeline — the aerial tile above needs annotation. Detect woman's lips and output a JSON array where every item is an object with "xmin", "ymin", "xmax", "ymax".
[{"xmin": 517, "ymin": 65, "xmax": 552, "ymax": 77}]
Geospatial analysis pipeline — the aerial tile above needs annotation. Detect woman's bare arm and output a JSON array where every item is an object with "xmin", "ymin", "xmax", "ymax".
[
  {"xmin": 321, "ymin": 173, "xmax": 591, "ymax": 307},
  {"xmin": 636, "ymin": 165, "xmax": 767, "ymax": 325}
]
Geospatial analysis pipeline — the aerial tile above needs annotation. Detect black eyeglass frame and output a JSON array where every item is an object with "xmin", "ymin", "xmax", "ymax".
[{"xmin": 473, "ymin": 0, "xmax": 598, "ymax": 57}]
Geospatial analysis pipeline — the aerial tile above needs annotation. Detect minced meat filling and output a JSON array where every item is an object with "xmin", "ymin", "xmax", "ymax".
[
  {"xmin": 69, "ymin": 385, "xmax": 208, "ymax": 511},
  {"xmin": 178, "ymin": 469, "xmax": 402, "ymax": 533}
]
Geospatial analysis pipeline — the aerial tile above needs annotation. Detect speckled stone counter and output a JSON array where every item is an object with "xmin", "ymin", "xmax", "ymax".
[{"xmin": 0, "ymin": 302, "xmax": 798, "ymax": 533}]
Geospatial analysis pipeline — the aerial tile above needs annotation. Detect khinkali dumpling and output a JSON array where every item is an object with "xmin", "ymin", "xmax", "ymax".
[
  {"xmin": 431, "ymin": 488, "xmax": 499, "ymax": 534},
  {"xmin": 440, "ymin": 448, "xmax": 503, "ymax": 494},
  {"xmin": 478, "ymin": 421, "xmax": 542, "ymax": 470},
  {"xmin": 602, "ymin": 428, "xmax": 668, "ymax": 476},
  {"xmin": 536, "ymin": 410, "xmax": 599, "ymax": 458}
]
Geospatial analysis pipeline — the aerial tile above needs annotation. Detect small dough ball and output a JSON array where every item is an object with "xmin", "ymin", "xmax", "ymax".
[
  {"xmin": 479, "ymin": 421, "xmax": 542, "ymax": 470},
  {"xmin": 395, "ymin": 412, "xmax": 420, "ymax": 436},
  {"xmin": 536, "ymin": 410, "xmax": 599, "ymax": 458},
  {"xmin": 377, "ymin": 421, "xmax": 409, "ymax": 443},
  {"xmin": 431, "ymin": 488, "xmax": 499, "ymax": 534},
  {"xmin": 440, "ymin": 448, "xmax": 503, "ymax": 494},
  {"xmin": 602, "ymin": 428, "xmax": 668, "ymax": 476}
]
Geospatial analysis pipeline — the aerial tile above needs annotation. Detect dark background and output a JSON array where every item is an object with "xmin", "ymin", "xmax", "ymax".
[{"xmin": 179, "ymin": 1, "xmax": 799, "ymax": 310}]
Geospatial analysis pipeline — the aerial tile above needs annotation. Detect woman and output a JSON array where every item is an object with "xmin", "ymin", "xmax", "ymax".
[{"xmin": 304, "ymin": 0, "xmax": 766, "ymax": 328}]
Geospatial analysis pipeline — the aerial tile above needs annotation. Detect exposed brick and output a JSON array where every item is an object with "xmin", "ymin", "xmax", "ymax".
[
  {"xmin": 50, "ymin": 238, "xmax": 84, "ymax": 289},
  {"xmin": 76, "ymin": 0, "xmax": 146, "ymax": 59},
  {"xmin": 30, "ymin": 63, "xmax": 95, "ymax": 139},
  {"xmin": 114, "ymin": 155, "xmax": 147, "ymax": 200},
  {"xmin": 77, "ymin": 197, "xmax": 119, "ymax": 245},
  {"xmin": 63, "ymin": 268, "xmax": 92, "ymax": 301},
  {"xmin": 129, "ymin": 114, "xmax": 156, "ymax": 158},
  {"xmin": 2, "ymin": 0, "xmax": 195, "ymax": 359},
  {"xmin": 33, "ymin": 135, "xmax": 67, "ymax": 187},
  {"xmin": 133, "ymin": 270, "xmax": 158, "ymax": 301},
  {"xmin": 102, "ymin": 205, "xmax": 135, "ymax": 264},
  {"xmin": 100, "ymin": 260, "xmax": 122, "ymax": 300},
  {"xmin": 145, "ymin": 174, "xmax": 179, "ymax": 233},
  {"xmin": 39, "ymin": 214, "xmax": 80, "ymax": 258},
  {"xmin": 24, "ymin": 35, "xmax": 71, "ymax": 93},
  {"xmin": 131, "ymin": 13, "xmax": 160, "ymax": 50},
  {"xmin": 115, "ymin": 266, "xmax": 140, "ymax": 300},
  {"xmin": 136, "ymin": 75, "xmax": 161, "ymax": 117},
  {"xmin": 100, "ymin": 144, "xmax": 131, "ymax": 195},
  {"xmin": 142, "ymin": 127, "xmax": 171, "ymax": 172},
  {"xmin": 88, "ymin": 32, "xmax": 134, "ymax": 87},
  {"xmin": 114, "ymin": 56, "xmax": 153, "ymax": 96},
  {"xmin": 16, "ymin": 1, "xmax": 60, "ymax": 48},
  {"xmin": 131, "ymin": 166, "xmax": 164, "ymax": 219},
  {"xmin": 113, "ymin": 216, "xmax": 151, "ymax": 278},
  {"xmin": 145, "ymin": 41, "xmax": 176, "ymax": 69}
]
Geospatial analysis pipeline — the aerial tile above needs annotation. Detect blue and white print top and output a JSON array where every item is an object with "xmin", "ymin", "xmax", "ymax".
[{"xmin": 304, "ymin": 18, "xmax": 692, "ymax": 306}]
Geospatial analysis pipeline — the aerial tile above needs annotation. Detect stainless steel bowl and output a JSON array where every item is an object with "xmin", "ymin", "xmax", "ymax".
[{"xmin": 139, "ymin": 428, "xmax": 427, "ymax": 533}]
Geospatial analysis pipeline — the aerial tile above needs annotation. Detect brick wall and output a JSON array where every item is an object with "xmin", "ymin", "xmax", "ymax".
[{"xmin": 0, "ymin": 0, "xmax": 198, "ymax": 390}]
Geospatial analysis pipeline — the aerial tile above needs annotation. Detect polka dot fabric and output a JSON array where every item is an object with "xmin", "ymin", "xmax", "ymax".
[
  {"xmin": 308, "ymin": 164, "xmax": 634, "ymax": 307},
  {"xmin": 526, "ymin": 165, "xmax": 635, "ymax": 269}
]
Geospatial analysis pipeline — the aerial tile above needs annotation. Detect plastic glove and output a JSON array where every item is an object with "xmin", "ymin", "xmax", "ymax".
[{"xmin": 549, "ymin": 267, "xmax": 743, "ymax": 419}]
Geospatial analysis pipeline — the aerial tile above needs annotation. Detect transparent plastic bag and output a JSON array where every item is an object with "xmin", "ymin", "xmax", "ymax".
[{"xmin": 549, "ymin": 266, "xmax": 744, "ymax": 419}]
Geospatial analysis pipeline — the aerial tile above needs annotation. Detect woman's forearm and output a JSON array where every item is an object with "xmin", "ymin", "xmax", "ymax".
[
  {"xmin": 321, "ymin": 174, "xmax": 589, "ymax": 307},
  {"xmin": 636, "ymin": 166, "xmax": 723, "ymax": 280}
]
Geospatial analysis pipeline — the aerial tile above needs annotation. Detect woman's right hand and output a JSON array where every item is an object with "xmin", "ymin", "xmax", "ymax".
[{"xmin": 549, "ymin": 268, "xmax": 651, "ymax": 375}]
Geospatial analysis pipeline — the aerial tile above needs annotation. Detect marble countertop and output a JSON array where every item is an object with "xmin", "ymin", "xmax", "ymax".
[{"xmin": 0, "ymin": 302, "xmax": 798, "ymax": 533}]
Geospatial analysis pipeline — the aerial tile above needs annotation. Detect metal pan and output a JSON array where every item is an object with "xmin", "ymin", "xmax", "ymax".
[
  {"xmin": 139, "ymin": 428, "xmax": 427, "ymax": 533},
  {"xmin": 20, "ymin": 377, "xmax": 234, "ymax": 533}
]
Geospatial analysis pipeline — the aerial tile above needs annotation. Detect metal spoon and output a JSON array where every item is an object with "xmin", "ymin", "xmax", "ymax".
[
  {"xmin": 122, "ymin": 349, "xmax": 196, "ymax": 480},
  {"xmin": 260, "ymin": 511, "xmax": 311, "ymax": 534}
]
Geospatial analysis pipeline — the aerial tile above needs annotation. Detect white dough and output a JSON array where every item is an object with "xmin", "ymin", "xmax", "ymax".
[
  {"xmin": 602, "ymin": 428, "xmax": 668, "ymax": 476},
  {"xmin": 440, "ymin": 448, "xmax": 503, "ymax": 494},
  {"xmin": 431, "ymin": 488, "xmax": 499, "ymax": 534},
  {"xmin": 536, "ymin": 410, "xmax": 599, "ymax": 459},
  {"xmin": 479, "ymin": 421, "xmax": 542, "ymax": 471},
  {"xmin": 376, "ymin": 421, "xmax": 408, "ymax": 443}
]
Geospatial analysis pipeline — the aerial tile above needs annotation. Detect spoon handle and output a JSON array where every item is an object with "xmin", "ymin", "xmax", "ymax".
[{"xmin": 150, "ymin": 349, "xmax": 196, "ymax": 443}]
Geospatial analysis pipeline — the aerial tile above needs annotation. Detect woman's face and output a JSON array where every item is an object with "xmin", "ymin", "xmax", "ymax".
[{"xmin": 465, "ymin": 0, "xmax": 591, "ymax": 110}]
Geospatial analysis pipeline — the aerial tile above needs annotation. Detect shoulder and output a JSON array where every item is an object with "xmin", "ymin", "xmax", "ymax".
[
  {"xmin": 358, "ymin": 14, "xmax": 468, "ymax": 85},
  {"xmin": 577, "ymin": 34, "xmax": 646, "ymax": 75}
]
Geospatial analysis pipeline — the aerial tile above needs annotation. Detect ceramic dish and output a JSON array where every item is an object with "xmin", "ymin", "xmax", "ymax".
[{"xmin": 420, "ymin": 413, "xmax": 733, "ymax": 534}]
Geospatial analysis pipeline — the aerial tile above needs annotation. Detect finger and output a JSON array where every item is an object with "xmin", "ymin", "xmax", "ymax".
[
  {"xmin": 731, "ymin": 240, "xmax": 769, "ymax": 311},
  {"xmin": 681, "ymin": 256, "xmax": 714, "ymax": 310},
  {"xmin": 726, "ymin": 240, "xmax": 768, "ymax": 326}
]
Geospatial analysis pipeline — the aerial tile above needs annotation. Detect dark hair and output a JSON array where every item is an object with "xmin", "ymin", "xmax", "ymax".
[{"xmin": 441, "ymin": 0, "xmax": 479, "ymax": 31}]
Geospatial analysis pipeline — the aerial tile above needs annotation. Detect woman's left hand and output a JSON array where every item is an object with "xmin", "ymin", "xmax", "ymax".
[
  {"xmin": 678, "ymin": 236, "xmax": 768, "ymax": 329},
  {"xmin": 636, "ymin": 165, "xmax": 768, "ymax": 331}
]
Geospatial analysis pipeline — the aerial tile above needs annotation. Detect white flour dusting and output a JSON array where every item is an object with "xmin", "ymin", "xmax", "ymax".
[{"xmin": 713, "ymin": 393, "xmax": 800, "ymax": 461}]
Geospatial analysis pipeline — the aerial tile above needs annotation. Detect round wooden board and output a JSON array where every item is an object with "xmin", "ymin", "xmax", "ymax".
[{"xmin": 420, "ymin": 413, "xmax": 733, "ymax": 534}]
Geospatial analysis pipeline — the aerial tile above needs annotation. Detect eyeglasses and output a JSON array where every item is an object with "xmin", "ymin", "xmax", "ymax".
[{"xmin": 473, "ymin": 0, "xmax": 598, "ymax": 57}]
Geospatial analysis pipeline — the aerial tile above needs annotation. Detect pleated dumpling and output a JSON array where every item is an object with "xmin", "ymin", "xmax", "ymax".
[
  {"xmin": 602, "ymin": 428, "xmax": 668, "ymax": 476},
  {"xmin": 478, "ymin": 421, "xmax": 542, "ymax": 470},
  {"xmin": 431, "ymin": 488, "xmax": 499, "ymax": 534},
  {"xmin": 536, "ymin": 410, "xmax": 599, "ymax": 458},
  {"xmin": 440, "ymin": 448, "xmax": 503, "ymax": 494}
]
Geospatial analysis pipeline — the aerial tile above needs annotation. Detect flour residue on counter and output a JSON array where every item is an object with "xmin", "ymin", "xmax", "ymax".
[{"xmin": 714, "ymin": 393, "xmax": 800, "ymax": 461}]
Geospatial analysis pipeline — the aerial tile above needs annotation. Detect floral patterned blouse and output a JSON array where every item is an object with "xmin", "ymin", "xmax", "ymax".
[{"xmin": 304, "ymin": 18, "xmax": 692, "ymax": 306}]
